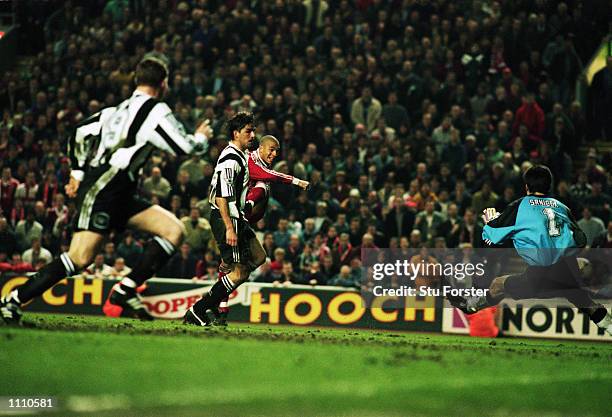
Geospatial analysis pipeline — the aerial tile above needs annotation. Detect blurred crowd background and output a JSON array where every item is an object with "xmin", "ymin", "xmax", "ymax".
[{"xmin": 0, "ymin": 0, "xmax": 611, "ymax": 287}]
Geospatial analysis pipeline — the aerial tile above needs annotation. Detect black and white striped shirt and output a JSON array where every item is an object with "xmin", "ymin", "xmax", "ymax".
[
  {"xmin": 68, "ymin": 90, "xmax": 207, "ymax": 181},
  {"xmin": 209, "ymin": 143, "xmax": 250, "ymax": 219}
]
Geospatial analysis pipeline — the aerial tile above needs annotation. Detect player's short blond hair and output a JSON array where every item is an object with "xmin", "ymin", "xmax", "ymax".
[{"xmin": 260, "ymin": 135, "xmax": 279, "ymax": 147}]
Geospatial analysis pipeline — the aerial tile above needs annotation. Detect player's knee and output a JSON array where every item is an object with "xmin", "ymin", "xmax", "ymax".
[
  {"xmin": 160, "ymin": 221, "xmax": 185, "ymax": 247},
  {"xmin": 233, "ymin": 264, "xmax": 251, "ymax": 284},
  {"xmin": 490, "ymin": 275, "xmax": 508, "ymax": 296},
  {"xmin": 67, "ymin": 249, "xmax": 94, "ymax": 270}
]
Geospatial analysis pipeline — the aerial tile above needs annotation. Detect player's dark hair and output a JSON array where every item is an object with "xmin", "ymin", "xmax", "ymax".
[
  {"xmin": 227, "ymin": 112, "xmax": 255, "ymax": 138},
  {"xmin": 134, "ymin": 58, "xmax": 168, "ymax": 88},
  {"xmin": 523, "ymin": 165, "xmax": 552, "ymax": 194}
]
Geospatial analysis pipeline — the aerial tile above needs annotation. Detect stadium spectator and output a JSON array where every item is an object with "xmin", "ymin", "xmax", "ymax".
[
  {"xmin": 0, "ymin": 167, "xmax": 18, "ymax": 215},
  {"xmin": 414, "ymin": 201, "xmax": 445, "ymax": 244},
  {"xmin": 279, "ymin": 261, "xmax": 300, "ymax": 285},
  {"xmin": 591, "ymin": 56, "xmax": 612, "ymax": 141},
  {"xmin": 85, "ymin": 253, "xmax": 113, "ymax": 280},
  {"xmin": 103, "ymin": 242, "xmax": 117, "ymax": 267},
  {"xmin": 351, "ymin": 86, "xmax": 382, "ymax": 132},
  {"xmin": 285, "ymin": 234, "xmax": 302, "ymax": 268},
  {"xmin": 194, "ymin": 260, "xmax": 219, "ymax": 282},
  {"xmin": 181, "ymin": 207, "xmax": 213, "ymax": 254},
  {"xmin": 178, "ymin": 154, "xmax": 209, "ymax": 186},
  {"xmin": 116, "ymin": 232, "xmax": 143, "ymax": 268},
  {"xmin": 22, "ymin": 237, "xmax": 52, "ymax": 266},
  {"xmin": 471, "ymin": 182, "xmax": 499, "ymax": 217},
  {"xmin": 15, "ymin": 209, "xmax": 43, "ymax": 252},
  {"xmin": 273, "ymin": 218, "xmax": 291, "ymax": 249},
  {"xmin": 172, "ymin": 170, "xmax": 197, "ymax": 211},
  {"xmin": 382, "ymin": 91, "xmax": 409, "ymax": 131},
  {"xmin": 328, "ymin": 265, "xmax": 358, "ymax": 288},
  {"xmin": 14, "ymin": 171, "xmax": 38, "ymax": 206},
  {"xmin": 592, "ymin": 221, "xmax": 612, "ymax": 248},
  {"xmin": 142, "ymin": 166, "xmax": 172, "ymax": 202},
  {"xmin": 163, "ymin": 243, "xmax": 198, "ymax": 279},
  {"xmin": 0, "ymin": 217, "xmax": 17, "ymax": 259},
  {"xmin": 110, "ymin": 257, "xmax": 132, "ymax": 279},
  {"xmin": 578, "ymin": 208, "xmax": 606, "ymax": 247}
]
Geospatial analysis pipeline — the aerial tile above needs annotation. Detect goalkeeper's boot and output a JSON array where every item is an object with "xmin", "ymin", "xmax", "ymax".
[
  {"xmin": 441, "ymin": 276, "xmax": 471, "ymax": 314},
  {"xmin": 595, "ymin": 308, "xmax": 612, "ymax": 336},
  {"xmin": 0, "ymin": 291, "xmax": 23, "ymax": 325},
  {"xmin": 465, "ymin": 295, "xmax": 489, "ymax": 314},
  {"xmin": 183, "ymin": 305, "xmax": 213, "ymax": 327},
  {"xmin": 446, "ymin": 294, "xmax": 471, "ymax": 315},
  {"xmin": 109, "ymin": 284, "xmax": 154, "ymax": 321}
]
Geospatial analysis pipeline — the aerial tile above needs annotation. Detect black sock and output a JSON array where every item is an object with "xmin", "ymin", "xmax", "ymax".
[
  {"xmin": 193, "ymin": 276, "xmax": 235, "ymax": 314},
  {"xmin": 17, "ymin": 253, "xmax": 76, "ymax": 303},
  {"xmin": 122, "ymin": 236, "xmax": 175, "ymax": 289},
  {"xmin": 587, "ymin": 306, "xmax": 607, "ymax": 324}
]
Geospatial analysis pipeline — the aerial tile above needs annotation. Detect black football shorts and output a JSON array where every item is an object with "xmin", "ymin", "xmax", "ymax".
[
  {"xmin": 74, "ymin": 164, "xmax": 152, "ymax": 234},
  {"xmin": 210, "ymin": 209, "xmax": 256, "ymax": 265}
]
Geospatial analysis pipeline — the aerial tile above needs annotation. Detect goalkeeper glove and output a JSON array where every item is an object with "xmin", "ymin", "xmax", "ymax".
[{"xmin": 481, "ymin": 208, "xmax": 500, "ymax": 224}]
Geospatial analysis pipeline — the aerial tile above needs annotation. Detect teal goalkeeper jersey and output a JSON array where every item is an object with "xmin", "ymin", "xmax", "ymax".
[{"xmin": 482, "ymin": 195, "xmax": 586, "ymax": 266}]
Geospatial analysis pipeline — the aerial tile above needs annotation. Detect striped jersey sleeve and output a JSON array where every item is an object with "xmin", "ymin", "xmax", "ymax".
[
  {"xmin": 68, "ymin": 106, "xmax": 117, "ymax": 181},
  {"xmin": 216, "ymin": 158, "xmax": 240, "ymax": 198},
  {"xmin": 145, "ymin": 102, "xmax": 208, "ymax": 156},
  {"xmin": 67, "ymin": 92, "xmax": 210, "ymax": 181}
]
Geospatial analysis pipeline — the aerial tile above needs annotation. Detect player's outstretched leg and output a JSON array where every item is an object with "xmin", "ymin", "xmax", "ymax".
[
  {"xmin": 106, "ymin": 205, "xmax": 183, "ymax": 320},
  {"xmin": 1, "ymin": 231, "xmax": 102, "ymax": 324},
  {"xmin": 465, "ymin": 259, "xmax": 612, "ymax": 335}
]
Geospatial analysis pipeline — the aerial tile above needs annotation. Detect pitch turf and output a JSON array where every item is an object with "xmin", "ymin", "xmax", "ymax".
[{"xmin": 1, "ymin": 314, "xmax": 611, "ymax": 417}]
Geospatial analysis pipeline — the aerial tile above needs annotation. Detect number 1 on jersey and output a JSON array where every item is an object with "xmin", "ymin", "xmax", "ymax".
[{"xmin": 542, "ymin": 208, "xmax": 561, "ymax": 237}]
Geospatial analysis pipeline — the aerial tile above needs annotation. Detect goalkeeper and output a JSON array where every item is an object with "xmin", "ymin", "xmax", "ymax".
[{"xmin": 457, "ymin": 165, "xmax": 611, "ymax": 335}]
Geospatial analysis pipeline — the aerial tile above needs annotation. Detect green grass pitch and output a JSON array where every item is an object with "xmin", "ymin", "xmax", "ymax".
[{"xmin": 1, "ymin": 314, "xmax": 611, "ymax": 417}]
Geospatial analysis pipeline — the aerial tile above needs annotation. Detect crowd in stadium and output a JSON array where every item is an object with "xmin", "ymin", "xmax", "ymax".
[{"xmin": 0, "ymin": 0, "xmax": 611, "ymax": 287}]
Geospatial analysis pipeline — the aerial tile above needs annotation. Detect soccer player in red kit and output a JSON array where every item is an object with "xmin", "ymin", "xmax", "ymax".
[{"xmin": 215, "ymin": 135, "xmax": 309, "ymax": 324}]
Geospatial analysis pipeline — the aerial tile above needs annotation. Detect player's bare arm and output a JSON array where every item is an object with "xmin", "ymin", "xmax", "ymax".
[{"xmin": 216, "ymin": 197, "xmax": 237, "ymax": 246}]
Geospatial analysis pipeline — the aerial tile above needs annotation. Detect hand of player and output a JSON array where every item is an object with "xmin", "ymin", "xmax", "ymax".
[
  {"xmin": 481, "ymin": 208, "xmax": 500, "ymax": 224},
  {"xmin": 196, "ymin": 119, "xmax": 213, "ymax": 139},
  {"xmin": 65, "ymin": 177, "xmax": 80, "ymax": 198},
  {"xmin": 226, "ymin": 228, "xmax": 238, "ymax": 247},
  {"xmin": 296, "ymin": 179, "xmax": 310, "ymax": 190}
]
